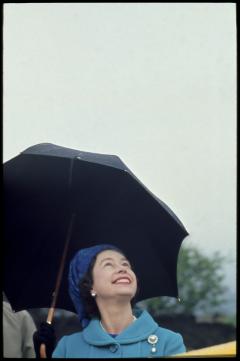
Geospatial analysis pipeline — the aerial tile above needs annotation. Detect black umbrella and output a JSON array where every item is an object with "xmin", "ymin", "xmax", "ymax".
[{"xmin": 4, "ymin": 143, "xmax": 188, "ymax": 317}]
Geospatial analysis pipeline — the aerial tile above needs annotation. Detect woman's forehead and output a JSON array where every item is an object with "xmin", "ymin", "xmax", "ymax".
[{"xmin": 96, "ymin": 249, "xmax": 127, "ymax": 262}]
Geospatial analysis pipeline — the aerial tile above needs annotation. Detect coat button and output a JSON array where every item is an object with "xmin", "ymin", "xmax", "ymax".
[{"xmin": 109, "ymin": 344, "xmax": 119, "ymax": 353}]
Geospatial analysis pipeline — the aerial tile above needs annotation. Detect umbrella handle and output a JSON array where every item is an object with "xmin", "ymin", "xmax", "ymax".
[
  {"xmin": 39, "ymin": 317, "xmax": 53, "ymax": 358},
  {"xmin": 39, "ymin": 319, "xmax": 53, "ymax": 358},
  {"xmin": 40, "ymin": 344, "xmax": 47, "ymax": 358}
]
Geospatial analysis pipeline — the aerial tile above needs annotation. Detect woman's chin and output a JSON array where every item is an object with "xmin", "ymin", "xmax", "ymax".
[{"xmin": 114, "ymin": 290, "xmax": 136, "ymax": 299}]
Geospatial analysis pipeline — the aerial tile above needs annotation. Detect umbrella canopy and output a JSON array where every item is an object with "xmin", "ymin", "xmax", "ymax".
[{"xmin": 4, "ymin": 143, "xmax": 188, "ymax": 313}]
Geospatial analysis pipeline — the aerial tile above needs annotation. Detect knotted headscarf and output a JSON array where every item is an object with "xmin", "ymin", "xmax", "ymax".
[{"xmin": 68, "ymin": 244, "xmax": 121, "ymax": 328}]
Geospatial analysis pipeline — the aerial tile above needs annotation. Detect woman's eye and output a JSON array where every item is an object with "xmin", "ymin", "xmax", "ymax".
[
  {"xmin": 104, "ymin": 262, "xmax": 113, "ymax": 267},
  {"xmin": 122, "ymin": 262, "xmax": 131, "ymax": 267}
]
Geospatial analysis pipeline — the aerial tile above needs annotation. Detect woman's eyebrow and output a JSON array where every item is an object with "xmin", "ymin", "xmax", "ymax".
[
  {"xmin": 99, "ymin": 257, "xmax": 114, "ymax": 265},
  {"xmin": 99, "ymin": 257, "xmax": 130, "ymax": 265}
]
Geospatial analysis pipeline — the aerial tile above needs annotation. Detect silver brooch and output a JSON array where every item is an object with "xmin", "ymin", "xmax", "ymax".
[{"xmin": 147, "ymin": 334, "xmax": 159, "ymax": 354}]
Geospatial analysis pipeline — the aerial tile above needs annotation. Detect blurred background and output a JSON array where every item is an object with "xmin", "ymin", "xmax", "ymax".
[{"xmin": 3, "ymin": 3, "xmax": 236, "ymax": 351}]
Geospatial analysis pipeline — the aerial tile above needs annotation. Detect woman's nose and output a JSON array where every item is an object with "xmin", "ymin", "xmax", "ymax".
[{"xmin": 117, "ymin": 266, "xmax": 127, "ymax": 273}]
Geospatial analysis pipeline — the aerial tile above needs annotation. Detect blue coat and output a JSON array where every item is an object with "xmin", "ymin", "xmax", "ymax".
[{"xmin": 52, "ymin": 310, "xmax": 186, "ymax": 358}]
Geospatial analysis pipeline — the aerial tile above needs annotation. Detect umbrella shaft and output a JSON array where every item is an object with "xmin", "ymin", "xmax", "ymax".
[
  {"xmin": 46, "ymin": 307, "xmax": 55, "ymax": 324},
  {"xmin": 46, "ymin": 213, "xmax": 76, "ymax": 324}
]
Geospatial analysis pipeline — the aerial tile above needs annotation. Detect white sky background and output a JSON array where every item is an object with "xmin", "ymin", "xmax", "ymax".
[{"xmin": 3, "ymin": 4, "xmax": 236, "ymax": 298}]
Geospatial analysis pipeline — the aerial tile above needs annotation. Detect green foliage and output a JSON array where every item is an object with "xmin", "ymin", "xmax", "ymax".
[
  {"xmin": 142, "ymin": 245, "xmax": 227, "ymax": 317},
  {"xmin": 215, "ymin": 315, "xmax": 236, "ymax": 327}
]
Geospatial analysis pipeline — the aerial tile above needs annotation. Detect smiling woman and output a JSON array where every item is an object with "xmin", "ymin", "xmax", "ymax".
[
  {"xmin": 78, "ymin": 249, "xmax": 138, "ymax": 324},
  {"xmin": 34, "ymin": 244, "xmax": 187, "ymax": 358}
]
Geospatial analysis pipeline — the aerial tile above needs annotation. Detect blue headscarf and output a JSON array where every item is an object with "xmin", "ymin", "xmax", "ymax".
[{"xmin": 68, "ymin": 244, "xmax": 121, "ymax": 328}]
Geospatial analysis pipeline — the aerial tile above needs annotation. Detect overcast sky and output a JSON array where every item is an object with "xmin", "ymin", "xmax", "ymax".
[{"xmin": 3, "ymin": 3, "xmax": 236, "ymax": 295}]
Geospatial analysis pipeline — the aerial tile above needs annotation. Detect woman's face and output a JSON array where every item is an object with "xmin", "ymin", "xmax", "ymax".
[{"xmin": 91, "ymin": 250, "xmax": 137, "ymax": 301}]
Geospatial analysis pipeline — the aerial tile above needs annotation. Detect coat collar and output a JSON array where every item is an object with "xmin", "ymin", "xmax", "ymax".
[{"xmin": 82, "ymin": 310, "xmax": 159, "ymax": 346}]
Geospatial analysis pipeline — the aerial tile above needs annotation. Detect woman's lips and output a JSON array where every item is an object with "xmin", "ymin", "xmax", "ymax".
[{"xmin": 113, "ymin": 277, "xmax": 131, "ymax": 284}]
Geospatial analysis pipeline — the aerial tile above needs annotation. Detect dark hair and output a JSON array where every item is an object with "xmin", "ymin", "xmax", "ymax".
[{"xmin": 79, "ymin": 248, "xmax": 139, "ymax": 319}]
